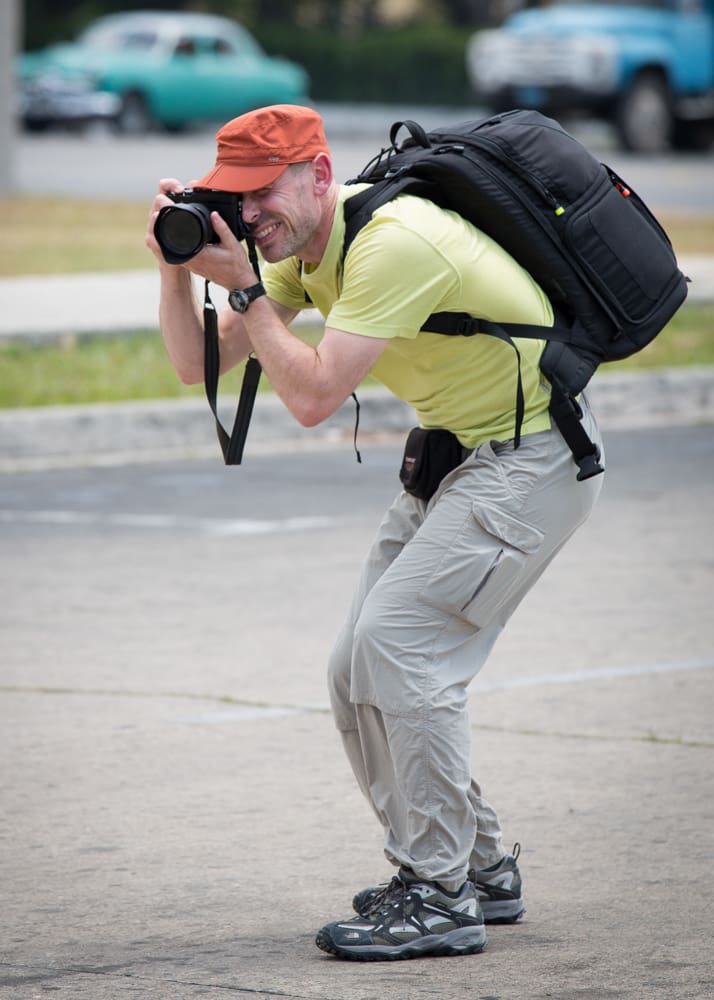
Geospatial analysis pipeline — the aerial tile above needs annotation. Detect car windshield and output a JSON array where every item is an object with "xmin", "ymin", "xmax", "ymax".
[
  {"xmin": 78, "ymin": 24, "xmax": 160, "ymax": 51},
  {"xmin": 171, "ymin": 35, "xmax": 245, "ymax": 57},
  {"xmin": 78, "ymin": 19, "xmax": 264, "ymax": 57}
]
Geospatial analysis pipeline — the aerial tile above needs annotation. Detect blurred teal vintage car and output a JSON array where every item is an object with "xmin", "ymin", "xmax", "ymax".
[{"xmin": 19, "ymin": 10, "xmax": 310, "ymax": 133}]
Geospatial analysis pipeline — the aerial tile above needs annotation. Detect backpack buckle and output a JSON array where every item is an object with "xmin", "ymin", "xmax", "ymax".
[
  {"xmin": 576, "ymin": 446, "xmax": 604, "ymax": 481},
  {"xmin": 456, "ymin": 316, "xmax": 479, "ymax": 336}
]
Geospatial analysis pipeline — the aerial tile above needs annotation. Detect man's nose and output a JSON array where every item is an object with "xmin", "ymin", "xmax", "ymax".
[{"xmin": 241, "ymin": 196, "xmax": 260, "ymax": 223}]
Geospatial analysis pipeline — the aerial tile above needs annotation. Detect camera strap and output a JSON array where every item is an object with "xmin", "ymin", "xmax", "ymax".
[
  {"xmin": 202, "ymin": 283, "xmax": 260, "ymax": 464},
  {"xmin": 202, "ymin": 236, "xmax": 264, "ymax": 465},
  {"xmin": 201, "ymin": 238, "xmax": 365, "ymax": 467}
]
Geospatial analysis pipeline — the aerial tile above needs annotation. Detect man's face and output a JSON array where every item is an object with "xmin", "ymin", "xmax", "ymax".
[{"xmin": 240, "ymin": 162, "xmax": 319, "ymax": 263}]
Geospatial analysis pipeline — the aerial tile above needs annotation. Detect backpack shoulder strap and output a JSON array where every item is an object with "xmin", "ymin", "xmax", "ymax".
[
  {"xmin": 343, "ymin": 176, "xmax": 436, "ymax": 261},
  {"xmin": 341, "ymin": 122, "xmax": 606, "ymax": 480}
]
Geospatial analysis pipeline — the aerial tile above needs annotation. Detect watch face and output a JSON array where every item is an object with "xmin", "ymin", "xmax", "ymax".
[
  {"xmin": 230, "ymin": 290, "xmax": 249, "ymax": 313},
  {"xmin": 229, "ymin": 283, "xmax": 264, "ymax": 313}
]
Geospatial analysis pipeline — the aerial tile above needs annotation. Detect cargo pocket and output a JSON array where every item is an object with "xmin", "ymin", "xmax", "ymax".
[{"xmin": 425, "ymin": 501, "xmax": 545, "ymax": 629}]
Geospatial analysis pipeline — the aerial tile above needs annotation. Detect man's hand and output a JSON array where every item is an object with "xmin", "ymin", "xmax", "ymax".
[
  {"xmin": 183, "ymin": 212, "xmax": 258, "ymax": 291},
  {"xmin": 145, "ymin": 178, "xmax": 187, "ymax": 266}
]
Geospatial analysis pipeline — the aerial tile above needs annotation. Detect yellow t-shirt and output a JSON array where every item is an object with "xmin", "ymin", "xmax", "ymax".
[{"xmin": 263, "ymin": 185, "xmax": 554, "ymax": 448}]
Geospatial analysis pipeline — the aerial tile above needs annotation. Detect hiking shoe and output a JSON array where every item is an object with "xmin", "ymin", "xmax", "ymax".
[
  {"xmin": 316, "ymin": 869, "xmax": 487, "ymax": 962},
  {"xmin": 473, "ymin": 843, "xmax": 525, "ymax": 924},
  {"xmin": 353, "ymin": 844, "xmax": 524, "ymax": 925}
]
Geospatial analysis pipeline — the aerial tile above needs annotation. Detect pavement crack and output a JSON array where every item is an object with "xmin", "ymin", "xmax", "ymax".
[
  {"xmin": 0, "ymin": 683, "xmax": 330, "ymax": 717},
  {"xmin": 0, "ymin": 962, "xmax": 324, "ymax": 999},
  {"xmin": 133, "ymin": 977, "xmax": 317, "ymax": 997}
]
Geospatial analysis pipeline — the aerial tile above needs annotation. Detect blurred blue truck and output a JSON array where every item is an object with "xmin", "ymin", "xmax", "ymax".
[{"xmin": 466, "ymin": 0, "xmax": 714, "ymax": 152}]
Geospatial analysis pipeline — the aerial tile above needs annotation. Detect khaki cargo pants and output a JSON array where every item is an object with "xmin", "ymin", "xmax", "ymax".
[{"xmin": 327, "ymin": 398, "xmax": 604, "ymax": 891}]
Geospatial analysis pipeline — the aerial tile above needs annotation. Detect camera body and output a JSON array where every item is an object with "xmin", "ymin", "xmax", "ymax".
[{"xmin": 154, "ymin": 188, "xmax": 252, "ymax": 265}]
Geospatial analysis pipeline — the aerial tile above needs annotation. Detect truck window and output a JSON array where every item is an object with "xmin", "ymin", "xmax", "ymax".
[{"xmin": 537, "ymin": 0, "xmax": 677, "ymax": 8}]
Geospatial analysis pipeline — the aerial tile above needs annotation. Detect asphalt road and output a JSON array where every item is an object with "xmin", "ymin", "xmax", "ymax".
[
  {"xmin": 1, "ymin": 422, "xmax": 712, "ymax": 529},
  {"xmin": 1, "ymin": 425, "xmax": 713, "ymax": 997},
  {"xmin": 14, "ymin": 106, "xmax": 714, "ymax": 213}
]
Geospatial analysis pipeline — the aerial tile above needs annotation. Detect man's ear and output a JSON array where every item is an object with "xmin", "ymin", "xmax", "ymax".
[{"xmin": 311, "ymin": 152, "xmax": 333, "ymax": 194}]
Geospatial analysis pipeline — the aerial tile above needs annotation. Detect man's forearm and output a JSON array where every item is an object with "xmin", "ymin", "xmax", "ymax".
[
  {"xmin": 241, "ymin": 297, "xmax": 385, "ymax": 427},
  {"xmin": 241, "ymin": 297, "xmax": 326, "ymax": 425},
  {"xmin": 158, "ymin": 267, "xmax": 206, "ymax": 385},
  {"xmin": 157, "ymin": 266, "xmax": 252, "ymax": 385}
]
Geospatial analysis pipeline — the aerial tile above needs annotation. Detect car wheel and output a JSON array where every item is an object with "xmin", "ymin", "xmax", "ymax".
[
  {"xmin": 615, "ymin": 71, "xmax": 672, "ymax": 153},
  {"xmin": 23, "ymin": 119, "xmax": 50, "ymax": 132},
  {"xmin": 116, "ymin": 91, "xmax": 153, "ymax": 134}
]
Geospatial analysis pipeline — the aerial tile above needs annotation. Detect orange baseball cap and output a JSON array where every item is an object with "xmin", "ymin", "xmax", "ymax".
[{"xmin": 194, "ymin": 104, "xmax": 329, "ymax": 193}]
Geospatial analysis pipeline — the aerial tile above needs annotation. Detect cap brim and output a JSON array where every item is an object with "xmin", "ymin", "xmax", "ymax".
[{"xmin": 193, "ymin": 160, "xmax": 288, "ymax": 193}]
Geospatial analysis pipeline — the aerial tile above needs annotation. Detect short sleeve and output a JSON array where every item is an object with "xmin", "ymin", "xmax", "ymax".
[
  {"xmin": 326, "ymin": 212, "xmax": 460, "ymax": 340},
  {"xmin": 262, "ymin": 256, "xmax": 311, "ymax": 312}
]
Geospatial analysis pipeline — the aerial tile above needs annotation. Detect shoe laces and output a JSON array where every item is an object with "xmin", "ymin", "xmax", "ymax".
[{"xmin": 363, "ymin": 874, "xmax": 407, "ymax": 917}]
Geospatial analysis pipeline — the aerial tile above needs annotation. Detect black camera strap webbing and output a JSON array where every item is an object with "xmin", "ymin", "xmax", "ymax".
[
  {"xmin": 199, "ymin": 237, "xmax": 368, "ymax": 466},
  {"xmin": 203, "ymin": 280, "xmax": 262, "ymax": 466},
  {"xmin": 202, "ymin": 235, "xmax": 264, "ymax": 465}
]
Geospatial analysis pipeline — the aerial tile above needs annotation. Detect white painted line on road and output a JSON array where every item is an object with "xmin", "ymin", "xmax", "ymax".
[
  {"xmin": 3, "ymin": 657, "xmax": 711, "ymax": 730},
  {"xmin": 178, "ymin": 706, "xmax": 301, "ymax": 724},
  {"xmin": 0, "ymin": 508, "xmax": 338, "ymax": 535},
  {"xmin": 171, "ymin": 657, "xmax": 714, "ymax": 718},
  {"xmin": 471, "ymin": 657, "xmax": 714, "ymax": 693}
]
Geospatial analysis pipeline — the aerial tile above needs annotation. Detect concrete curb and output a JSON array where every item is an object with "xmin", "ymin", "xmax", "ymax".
[
  {"xmin": 1, "ymin": 370, "xmax": 712, "ymax": 472},
  {"xmin": 0, "ymin": 387, "xmax": 414, "ymax": 471}
]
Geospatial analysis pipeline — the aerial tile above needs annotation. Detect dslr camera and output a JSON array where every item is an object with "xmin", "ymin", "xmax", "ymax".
[{"xmin": 154, "ymin": 189, "xmax": 252, "ymax": 265}]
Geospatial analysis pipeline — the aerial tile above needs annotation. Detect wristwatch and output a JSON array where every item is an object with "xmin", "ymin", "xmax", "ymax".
[{"xmin": 228, "ymin": 282, "xmax": 266, "ymax": 313}]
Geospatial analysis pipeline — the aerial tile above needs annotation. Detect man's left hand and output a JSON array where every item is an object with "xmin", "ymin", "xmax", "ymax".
[{"xmin": 184, "ymin": 212, "xmax": 258, "ymax": 290}]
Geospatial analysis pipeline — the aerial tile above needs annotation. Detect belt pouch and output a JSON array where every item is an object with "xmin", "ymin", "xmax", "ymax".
[{"xmin": 399, "ymin": 426, "xmax": 465, "ymax": 502}]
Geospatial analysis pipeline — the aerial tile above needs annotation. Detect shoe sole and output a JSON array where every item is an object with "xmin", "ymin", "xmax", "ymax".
[
  {"xmin": 315, "ymin": 924, "xmax": 487, "ymax": 962},
  {"xmin": 480, "ymin": 897, "xmax": 525, "ymax": 924}
]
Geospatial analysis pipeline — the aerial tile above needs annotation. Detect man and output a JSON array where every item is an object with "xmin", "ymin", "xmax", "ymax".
[{"xmin": 146, "ymin": 104, "xmax": 603, "ymax": 962}]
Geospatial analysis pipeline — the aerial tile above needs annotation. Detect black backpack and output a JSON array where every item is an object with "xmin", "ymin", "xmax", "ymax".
[{"xmin": 342, "ymin": 109, "xmax": 689, "ymax": 479}]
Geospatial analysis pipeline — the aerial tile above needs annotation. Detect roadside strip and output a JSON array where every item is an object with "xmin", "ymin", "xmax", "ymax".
[{"xmin": 1, "ymin": 371, "xmax": 713, "ymax": 472}]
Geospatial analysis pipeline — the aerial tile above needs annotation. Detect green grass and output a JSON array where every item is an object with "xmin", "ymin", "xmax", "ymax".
[
  {"xmin": 0, "ymin": 330, "xmax": 273, "ymax": 408},
  {"xmin": 0, "ymin": 330, "xmax": 207, "ymax": 408},
  {"xmin": 0, "ymin": 323, "xmax": 328, "ymax": 409},
  {"xmin": 601, "ymin": 304, "xmax": 714, "ymax": 371},
  {"xmin": 0, "ymin": 196, "xmax": 711, "ymax": 408},
  {"xmin": 0, "ymin": 309, "xmax": 710, "ymax": 409}
]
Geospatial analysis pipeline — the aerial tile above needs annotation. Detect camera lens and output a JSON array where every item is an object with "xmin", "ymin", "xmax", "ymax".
[{"xmin": 155, "ymin": 204, "xmax": 213, "ymax": 262}]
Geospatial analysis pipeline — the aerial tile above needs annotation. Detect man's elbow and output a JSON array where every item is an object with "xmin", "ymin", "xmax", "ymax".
[
  {"xmin": 294, "ymin": 403, "xmax": 325, "ymax": 428},
  {"xmin": 292, "ymin": 395, "xmax": 338, "ymax": 428}
]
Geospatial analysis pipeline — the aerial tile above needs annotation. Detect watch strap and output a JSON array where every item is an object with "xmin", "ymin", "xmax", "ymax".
[{"xmin": 229, "ymin": 281, "xmax": 266, "ymax": 312}]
